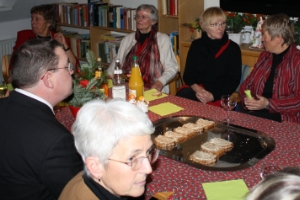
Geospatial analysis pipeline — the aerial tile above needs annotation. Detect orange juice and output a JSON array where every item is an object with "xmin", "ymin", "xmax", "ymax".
[{"xmin": 128, "ymin": 56, "xmax": 144, "ymax": 100}]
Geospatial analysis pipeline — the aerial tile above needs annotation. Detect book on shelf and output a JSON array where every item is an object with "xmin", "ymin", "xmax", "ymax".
[
  {"xmin": 69, "ymin": 33, "xmax": 90, "ymax": 58},
  {"xmin": 161, "ymin": 0, "xmax": 177, "ymax": 16},
  {"xmin": 162, "ymin": 0, "xmax": 167, "ymax": 15},
  {"xmin": 100, "ymin": 33, "xmax": 125, "ymax": 41},
  {"xmin": 98, "ymin": 40, "xmax": 122, "ymax": 64},
  {"xmin": 169, "ymin": 31, "xmax": 179, "ymax": 54}
]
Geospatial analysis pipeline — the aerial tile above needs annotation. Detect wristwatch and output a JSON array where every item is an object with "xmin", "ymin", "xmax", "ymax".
[
  {"xmin": 63, "ymin": 46, "xmax": 70, "ymax": 51},
  {"xmin": 265, "ymin": 99, "xmax": 270, "ymax": 109}
]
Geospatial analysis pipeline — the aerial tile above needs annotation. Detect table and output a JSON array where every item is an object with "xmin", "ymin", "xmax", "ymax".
[{"xmin": 56, "ymin": 95, "xmax": 300, "ymax": 200}]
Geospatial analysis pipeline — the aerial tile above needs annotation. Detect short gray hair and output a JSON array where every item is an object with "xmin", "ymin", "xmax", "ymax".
[
  {"xmin": 72, "ymin": 99, "xmax": 155, "ymax": 175},
  {"xmin": 246, "ymin": 172, "xmax": 300, "ymax": 200},
  {"xmin": 11, "ymin": 39, "xmax": 61, "ymax": 89},
  {"xmin": 137, "ymin": 4, "xmax": 158, "ymax": 24},
  {"xmin": 262, "ymin": 13, "xmax": 295, "ymax": 46}
]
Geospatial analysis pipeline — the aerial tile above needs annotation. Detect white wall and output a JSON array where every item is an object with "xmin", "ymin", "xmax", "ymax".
[
  {"xmin": 0, "ymin": 19, "xmax": 30, "ymax": 40},
  {"xmin": 204, "ymin": 0, "xmax": 219, "ymax": 9}
]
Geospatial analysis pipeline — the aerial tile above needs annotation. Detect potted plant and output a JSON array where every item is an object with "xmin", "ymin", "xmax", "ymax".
[
  {"xmin": 181, "ymin": 18, "xmax": 202, "ymax": 39},
  {"xmin": 67, "ymin": 50, "xmax": 108, "ymax": 117}
]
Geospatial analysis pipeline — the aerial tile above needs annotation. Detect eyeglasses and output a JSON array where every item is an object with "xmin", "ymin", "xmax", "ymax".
[
  {"xmin": 134, "ymin": 15, "xmax": 150, "ymax": 21},
  {"xmin": 108, "ymin": 147, "xmax": 160, "ymax": 171},
  {"xmin": 48, "ymin": 62, "xmax": 74, "ymax": 73},
  {"xmin": 210, "ymin": 22, "xmax": 227, "ymax": 28}
]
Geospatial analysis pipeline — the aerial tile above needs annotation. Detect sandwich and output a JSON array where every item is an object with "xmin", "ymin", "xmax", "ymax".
[
  {"xmin": 201, "ymin": 142, "xmax": 225, "ymax": 157},
  {"xmin": 164, "ymin": 131, "xmax": 187, "ymax": 144},
  {"xmin": 153, "ymin": 135, "xmax": 176, "ymax": 150},
  {"xmin": 209, "ymin": 138, "xmax": 233, "ymax": 152},
  {"xmin": 189, "ymin": 150, "xmax": 217, "ymax": 166}
]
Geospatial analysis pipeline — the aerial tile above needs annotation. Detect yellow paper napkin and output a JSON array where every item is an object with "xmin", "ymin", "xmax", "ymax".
[
  {"xmin": 202, "ymin": 179, "xmax": 249, "ymax": 200},
  {"xmin": 148, "ymin": 102, "xmax": 183, "ymax": 116},
  {"xmin": 144, "ymin": 89, "xmax": 168, "ymax": 102}
]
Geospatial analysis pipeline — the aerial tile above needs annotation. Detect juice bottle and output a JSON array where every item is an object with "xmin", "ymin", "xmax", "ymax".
[{"xmin": 128, "ymin": 56, "xmax": 144, "ymax": 100}]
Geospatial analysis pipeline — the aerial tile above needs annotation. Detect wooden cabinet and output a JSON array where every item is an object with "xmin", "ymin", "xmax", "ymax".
[
  {"xmin": 157, "ymin": 0, "xmax": 204, "ymax": 75},
  {"xmin": 240, "ymin": 44, "xmax": 262, "ymax": 69}
]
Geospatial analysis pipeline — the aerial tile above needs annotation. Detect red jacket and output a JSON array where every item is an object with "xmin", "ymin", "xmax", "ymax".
[
  {"xmin": 240, "ymin": 44, "xmax": 300, "ymax": 123},
  {"xmin": 10, "ymin": 30, "xmax": 79, "ymax": 70}
]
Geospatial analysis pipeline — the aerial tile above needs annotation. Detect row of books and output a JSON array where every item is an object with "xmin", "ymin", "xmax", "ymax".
[
  {"xmin": 53, "ymin": 2, "xmax": 137, "ymax": 31},
  {"xmin": 169, "ymin": 31, "xmax": 179, "ymax": 54},
  {"xmin": 66, "ymin": 33, "xmax": 91, "ymax": 59},
  {"xmin": 54, "ymin": 3, "xmax": 89, "ymax": 27},
  {"xmin": 89, "ymin": 2, "xmax": 137, "ymax": 30},
  {"xmin": 98, "ymin": 40, "xmax": 121, "ymax": 64},
  {"xmin": 162, "ymin": 0, "xmax": 178, "ymax": 16}
]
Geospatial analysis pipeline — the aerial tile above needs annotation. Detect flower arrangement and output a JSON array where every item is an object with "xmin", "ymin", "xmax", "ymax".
[
  {"xmin": 67, "ymin": 50, "xmax": 108, "ymax": 107},
  {"xmin": 225, "ymin": 12, "xmax": 244, "ymax": 33},
  {"xmin": 225, "ymin": 12, "xmax": 265, "ymax": 33},
  {"xmin": 181, "ymin": 18, "xmax": 201, "ymax": 33}
]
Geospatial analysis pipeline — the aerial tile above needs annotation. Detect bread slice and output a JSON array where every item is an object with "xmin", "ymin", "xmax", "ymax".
[
  {"xmin": 164, "ymin": 131, "xmax": 187, "ymax": 144},
  {"xmin": 195, "ymin": 118, "xmax": 215, "ymax": 130},
  {"xmin": 189, "ymin": 150, "xmax": 217, "ymax": 166},
  {"xmin": 153, "ymin": 135, "xmax": 176, "ymax": 150},
  {"xmin": 209, "ymin": 138, "xmax": 233, "ymax": 152},
  {"xmin": 173, "ymin": 127, "xmax": 196, "ymax": 138},
  {"xmin": 201, "ymin": 142, "xmax": 225, "ymax": 157},
  {"xmin": 182, "ymin": 123, "xmax": 204, "ymax": 133}
]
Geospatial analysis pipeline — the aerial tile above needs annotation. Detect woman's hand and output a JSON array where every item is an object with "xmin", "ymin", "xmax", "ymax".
[
  {"xmin": 53, "ymin": 32, "xmax": 67, "ymax": 48},
  {"xmin": 244, "ymin": 95, "xmax": 269, "ymax": 110},
  {"xmin": 53, "ymin": 32, "xmax": 78, "ymax": 71},
  {"xmin": 151, "ymin": 80, "xmax": 164, "ymax": 92},
  {"xmin": 191, "ymin": 84, "xmax": 214, "ymax": 103}
]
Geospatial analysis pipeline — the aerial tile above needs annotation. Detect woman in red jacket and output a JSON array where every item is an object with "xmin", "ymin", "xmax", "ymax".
[
  {"xmin": 239, "ymin": 14, "xmax": 300, "ymax": 123},
  {"xmin": 10, "ymin": 4, "xmax": 78, "ymax": 71}
]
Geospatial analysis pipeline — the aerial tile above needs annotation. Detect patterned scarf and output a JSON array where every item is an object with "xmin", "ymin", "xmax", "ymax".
[{"xmin": 122, "ymin": 26, "xmax": 164, "ymax": 88}]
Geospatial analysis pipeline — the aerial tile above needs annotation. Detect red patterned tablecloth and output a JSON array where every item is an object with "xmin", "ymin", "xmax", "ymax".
[{"xmin": 56, "ymin": 95, "xmax": 300, "ymax": 200}]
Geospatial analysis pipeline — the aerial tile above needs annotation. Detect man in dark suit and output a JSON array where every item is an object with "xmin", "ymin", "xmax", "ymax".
[{"xmin": 0, "ymin": 39, "xmax": 83, "ymax": 199}]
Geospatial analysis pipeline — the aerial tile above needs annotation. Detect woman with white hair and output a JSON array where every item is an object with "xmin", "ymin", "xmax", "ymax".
[
  {"xmin": 246, "ymin": 167, "xmax": 300, "ymax": 200},
  {"xmin": 59, "ymin": 99, "xmax": 158, "ymax": 199}
]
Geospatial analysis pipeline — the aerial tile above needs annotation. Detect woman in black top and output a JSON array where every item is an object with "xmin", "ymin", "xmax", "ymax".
[{"xmin": 176, "ymin": 7, "xmax": 241, "ymax": 106}]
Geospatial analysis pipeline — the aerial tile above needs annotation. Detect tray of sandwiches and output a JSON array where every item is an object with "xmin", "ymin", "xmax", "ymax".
[{"xmin": 152, "ymin": 116, "xmax": 275, "ymax": 171}]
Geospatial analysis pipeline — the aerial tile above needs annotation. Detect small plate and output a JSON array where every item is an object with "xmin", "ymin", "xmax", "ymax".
[{"xmin": 152, "ymin": 116, "xmax": 275, "ymax": 171}]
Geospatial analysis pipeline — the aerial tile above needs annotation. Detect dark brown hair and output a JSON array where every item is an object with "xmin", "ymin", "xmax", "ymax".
[{"xmin": 31, "ymin": 4, "xmax": 56, "ymax": 31}]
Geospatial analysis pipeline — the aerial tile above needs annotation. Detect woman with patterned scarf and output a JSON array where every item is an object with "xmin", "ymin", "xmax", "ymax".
[
  {"xmin": 176, "ymin": 7, "xmax": 241, "ymax": 107},
  {"xmin": 107, "ymin": 4, "xmax": 178, "ymax": 94}
]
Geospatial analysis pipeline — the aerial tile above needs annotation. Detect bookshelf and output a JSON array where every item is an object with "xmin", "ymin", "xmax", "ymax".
[
  {"xmin": 157, "ymin": 0, "xmax": 204, "ymax": 77},
  {"xmin": 56, "ymin": 0, "xmax": 135, "ymax": 65}
]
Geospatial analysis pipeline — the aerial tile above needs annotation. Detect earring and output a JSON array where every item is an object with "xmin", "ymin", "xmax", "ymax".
[{"xmin": 98, "ymin": 177, "xmax": 101, "ymax": 182}]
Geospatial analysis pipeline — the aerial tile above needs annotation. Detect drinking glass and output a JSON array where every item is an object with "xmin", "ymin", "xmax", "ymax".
[
  {"xmin": 0, "ymin": 81, "xmax": 8, "ymax": 98},
  {"xmin": 259, "ymin": 163, "xmax": 281, "ymax": 179},
  {"xmin": 220, "ymin": 95, "xmax": 237, "ymax": 125}
]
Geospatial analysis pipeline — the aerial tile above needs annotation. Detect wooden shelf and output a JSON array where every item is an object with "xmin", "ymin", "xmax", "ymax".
[
  {"xmin": 157, "ymin": 0, "xmax": 204, "ymax": 76},
  {"xmin": 57, "ymin": 23, "xmax": 89, "ymax": 30}
]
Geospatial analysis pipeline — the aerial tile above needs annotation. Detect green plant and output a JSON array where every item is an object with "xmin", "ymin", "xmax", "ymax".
[
  {"xmin": 181, "ymin": 18, "xmax": 201, "ymax": 32},
  {"xmin": 242, "ymin": 13, "xmax": 258, "ymax": 28},
  {"xmin": 225, "ymin": 12, "xmax": 244, "ymax": 33},
  {"xmin": 293, "ymin": 19, "xmax": 300, "ymax": 46},
  {"xmin": 67, "ymin": 50, "xmax": 107, "ymax": 107}
]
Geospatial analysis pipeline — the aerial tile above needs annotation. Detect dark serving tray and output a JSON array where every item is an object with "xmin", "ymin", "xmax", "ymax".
[{"xmin": 152, "ymin": 116, "xmax": 275, "ymax": 171}]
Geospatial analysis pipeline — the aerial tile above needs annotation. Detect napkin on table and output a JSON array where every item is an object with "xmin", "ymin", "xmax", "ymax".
[
  {"xmin": 148, "ymin": 102, "xmax": 183, "ymax": 116},
  {"xmin": 202, "ymin": 179, "xmax": 249, "ymax": 200},
  {"xmin": 144, "ymin": 89, "xmax": 168, "ymax": 102}
]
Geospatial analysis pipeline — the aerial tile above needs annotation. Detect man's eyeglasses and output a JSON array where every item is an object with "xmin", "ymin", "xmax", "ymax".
[
  {"xmin": 210, "ymin": 22, "xmax": 227, "ymax": 28},
  {"xmin": 48, "ymin": 62, "xmax": 74, "ymax": 73},
  {"xmin": 134, "ymin": 15, "xmax": 150, "ymax": 21},
  {"xmin": 108, "ymin": 147, "xmax": 160, "ymax": 171}
]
